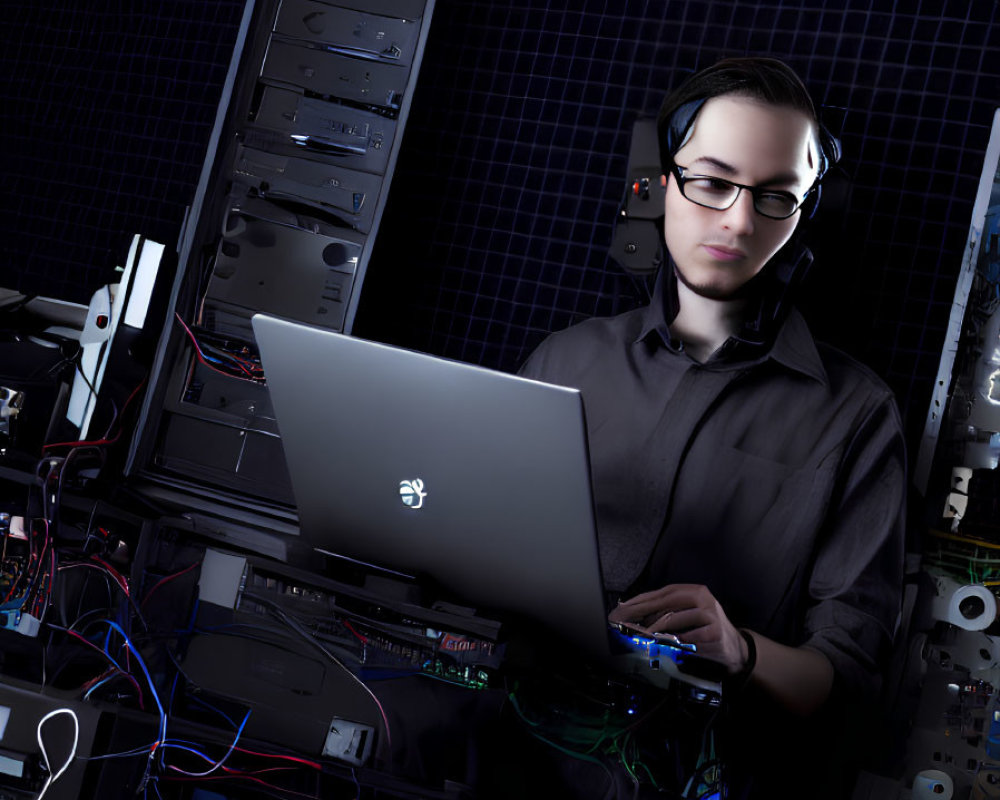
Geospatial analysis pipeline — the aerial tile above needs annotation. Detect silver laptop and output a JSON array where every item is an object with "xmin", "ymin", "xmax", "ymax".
[
  {"xmin": 252, "ymin": 312, "xmax": 611, "ymax": 659},
  {"xmin": 252, "ymin": 314, "xmax": 721, "ymax": 695}
]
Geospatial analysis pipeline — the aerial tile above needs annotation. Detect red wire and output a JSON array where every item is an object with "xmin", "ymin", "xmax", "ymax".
[
  {"xmin": 174, "ymin": 313, "xmax": 260, "ymax": 381},
  {"xmin": 63, "ymin": 628, "xmax": 146, "ymax": 709},
  {"xmin": 42, "ymin": 376, "xmax": 147, "ymax": 451},
  {"xmin": 82, "ymin": 668, "xmax": 115, "ymax": 690},
  {"xmin": 60, "ymin": 559, "xmax": 130, "ymax": 597},
  {"xmin": 29, "ymin": 533, "xmax": 55, "ymax": 616},
  {"xmin": 43, "ymin": 436, "xmax": 116, "ymax": 450},
  {"xmin": 229, "ymin": 746, "xmax": 321, "ymax": 770},
  {"xmin": 220, "ymin": 766, "xmax": 297, "ymax": 776},
  {"xmin": 34, "ymin": 546, "xmax": 56, "ymax": 615},
  {"xmin": 90, "ymin": 555, "xmax": 130, "ymax": 595},
  {"xmin": 200, "ymin": 342, "xmax": 257, "ymax": 378},
  {"xmin": 141, "ymin": 562, "xmax": 198, "ymax": 608},
  {"xmin": 0, "ymin": 519, "xmax": 45, "ymax": 604},
  {"xmin": 163, "ymin": 772, "xmax": 322, "ymax": 799},
  {"xmin": 342, "ymin": 620, "xmax": 368, "ymax": 645}
]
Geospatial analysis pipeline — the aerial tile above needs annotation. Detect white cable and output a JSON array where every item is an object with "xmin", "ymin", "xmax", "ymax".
[{"xmin": 36, "ymin": 708, "xmax": 79, "ymax": 800}]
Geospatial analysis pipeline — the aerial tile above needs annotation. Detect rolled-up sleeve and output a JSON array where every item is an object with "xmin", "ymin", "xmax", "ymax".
[{"xmin": 801, "ymin": 394, "xmax": 907, "ymax": 701}]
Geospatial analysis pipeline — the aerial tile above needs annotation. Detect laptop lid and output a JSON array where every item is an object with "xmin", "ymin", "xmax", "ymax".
[{"xmin": 251, "ymin": 313, "xmax": 611, "ymax": 659}]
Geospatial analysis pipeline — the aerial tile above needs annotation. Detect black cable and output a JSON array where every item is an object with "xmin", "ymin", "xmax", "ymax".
[
  {"xmin": 71, "ymin": 346, "xmax": 99, "ymax": 400},
  {"xmin": 41, "ymin": 631, "xmax": 52, "ymax": 688},
  {"xmin": 83, "ymin": 500, "xmax": 101, "ymax": 549},
  {"xmin": 241, "ymin": 591, "xmax": 392, "ymax": 751},
  {"xmin": 0, "ymin": 293, "xmax": 37, "ymax": 316},
  {"xmin": 242, "ymin": 592, "xmax": 359, "ymax": 672},
  {"xmin": 36, "ymin": 456, "xmax": 59, "ymax": 522},
  {"xmin": 50, "ymin": 447, "xmax": 99, "ymax": 541}
]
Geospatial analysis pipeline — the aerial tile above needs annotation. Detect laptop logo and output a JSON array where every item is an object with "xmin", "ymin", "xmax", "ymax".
[{"xmin": 399, "ymin": 479, "xmax": 427, "ymax": 510}]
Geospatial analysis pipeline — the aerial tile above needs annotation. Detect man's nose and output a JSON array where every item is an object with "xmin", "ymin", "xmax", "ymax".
[{"xmin": 721, "ymin": 189, "xmax": 756, "ymax": 234}]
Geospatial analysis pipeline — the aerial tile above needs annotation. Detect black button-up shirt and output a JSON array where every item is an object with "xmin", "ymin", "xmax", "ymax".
[{"xmin": 517, "ymin": 273, "xmax": 906, "ymax": 704}]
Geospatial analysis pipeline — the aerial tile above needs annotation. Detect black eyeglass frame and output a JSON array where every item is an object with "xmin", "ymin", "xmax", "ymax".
[{"xmin": 670, "ymin": 163, "xmax": 817, "ymax": 221}]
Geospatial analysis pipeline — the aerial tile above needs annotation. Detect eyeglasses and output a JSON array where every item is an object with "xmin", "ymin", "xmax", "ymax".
[{"xmin": 671, "ymin": 164, "xmax": 811, "ymax": 220}]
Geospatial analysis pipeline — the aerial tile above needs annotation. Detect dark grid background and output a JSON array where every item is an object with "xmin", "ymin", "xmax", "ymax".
[
  {"xmin": 356, "ymin": 0, "xmax": 1000, "ymax": 461},
  {"xmin": 4, "ymin": 0, "xmax": 1000, "ymax": 465},
  {"xmin": 1, "ymin": 1, "xmax": 246, "ymax": 302}
]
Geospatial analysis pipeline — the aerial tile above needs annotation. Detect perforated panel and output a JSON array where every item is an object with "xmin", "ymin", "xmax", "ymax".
[
  {"xmin": 2, "ymin": 2, "xmax": 246, "ymax": 302},
  {"xmin": 4, "ymin": 1, "xmax": 1000, "ymax": 453},
  {"xmin": 357, "ymin": 1, "xmax": 1000, "ymax": 453}
]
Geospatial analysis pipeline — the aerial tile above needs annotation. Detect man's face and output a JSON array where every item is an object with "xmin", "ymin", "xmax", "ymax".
[{"xmin": 662, "ymin": 94, "xmax": 819, "ymax": 300}]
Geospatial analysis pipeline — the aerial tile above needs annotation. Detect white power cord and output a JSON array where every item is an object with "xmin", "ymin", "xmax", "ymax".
[{"xmin": 36, "ymin": 708, "xmax": 79, "ymax": 800}]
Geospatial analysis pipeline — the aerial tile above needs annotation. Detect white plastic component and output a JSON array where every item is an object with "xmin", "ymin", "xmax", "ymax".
[
  {"xmin": 912, "ymin": 769, "xmax": 953, "ymax": 800},
  {"xmin": 0, "ymin": 704, "xmax": 10, "ymax": 741},
  {"xmin": 66, "ymin": 284, "xmax": 116, "ymax": 431},
  {"xmin": 322, "ymin": 717, "xmax": 374, "ymax": 766},
  {"xmin": 929, "ymin": 574, "xmax": 998, "ymax": 631},
  {"xmin": 123, "ymin": 237, "xmax": 162, "ymax": 329},
  {"xmin": 952, "ymin": 466, "xmax": 974, "ymax": 492},
  {"xmin": 198, "ymin": 549, "xmax": 247, "ymax": 609},
  {"xmin": 66, "ymin": 234, "xmax": 165, "ymax": 436},
  {"xmin": 15, "ymin": 613, "xmax": 40, "ymax": 638},
  {"xmin": 942, "ymin": 492, "xmax": 968, "ymax": 520},
  {"xmin": 0, "ymin": 753, "xmax": 22, "ymax": 778}
]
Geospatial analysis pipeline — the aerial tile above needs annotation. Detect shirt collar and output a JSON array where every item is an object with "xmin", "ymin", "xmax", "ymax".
[
  {"xmin": 765, "ymin": 307, "xmax": 829, "ymax": 385},
  {"xmin": 637, "ymin": 261, "xmax": 683, "ymax": 351},
  {"xmin": 635, "ymin": 247, "xmax": 829, "ymax": 386}
]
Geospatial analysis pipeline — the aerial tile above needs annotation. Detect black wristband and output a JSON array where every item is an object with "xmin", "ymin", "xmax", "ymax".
[{"xmin": 725, "ymin": 629, "xmax": 757, "ymax": 693}]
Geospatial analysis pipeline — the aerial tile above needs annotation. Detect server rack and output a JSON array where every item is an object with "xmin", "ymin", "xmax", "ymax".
[{"xmin": 125, "ymin": 0, "xmax": 435, "ymax": 519}]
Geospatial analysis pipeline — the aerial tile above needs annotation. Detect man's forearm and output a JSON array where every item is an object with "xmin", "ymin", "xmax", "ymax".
[{"xmin": 743, "ymin": 630, "xmax": 834, "ymax": 716}]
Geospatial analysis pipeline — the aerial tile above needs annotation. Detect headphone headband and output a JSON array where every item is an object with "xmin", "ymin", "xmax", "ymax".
[{"xmin": 661, "ymin": 96, "xmax": 842, "ymax": 183}]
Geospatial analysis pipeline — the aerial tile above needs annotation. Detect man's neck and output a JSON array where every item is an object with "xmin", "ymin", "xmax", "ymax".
[{"xmin": 669, "ymin": 279, "xmax": 749, "ymax": 363}]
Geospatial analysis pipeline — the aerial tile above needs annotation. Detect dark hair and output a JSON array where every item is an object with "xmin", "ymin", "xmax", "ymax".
[{"xmin": 656, "ymin": 57, "xmax": 830, "ymax": 175}]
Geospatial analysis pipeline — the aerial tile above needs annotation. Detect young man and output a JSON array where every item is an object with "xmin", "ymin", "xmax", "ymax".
[{"xmin": 517, "ymin": 57, "xmax": 906, "ymax": 798}]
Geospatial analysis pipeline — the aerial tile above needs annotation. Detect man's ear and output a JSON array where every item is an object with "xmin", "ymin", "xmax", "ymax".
[{"xmin": 660, "ymin": 174, "xmax": 667, "ymax": 187}]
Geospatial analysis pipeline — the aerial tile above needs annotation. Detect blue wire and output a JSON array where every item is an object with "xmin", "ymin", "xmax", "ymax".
[
  {"xmin": 83, "ymin": 632, "xmax": 129, "ymax": 677},
  {"xmin": 159, "ymin": 709, "xmax": 252, "ymax": 776},
  {"xmin": 18, "ymin": 547, "xmax": 43, "ymax": 607},
  {"xmin": 83, "ymin": 675, "xmax": 115, "ymax": 701},
  {"xmin": 184, "ymin": 598, "xmax": 199, "ymax": 636},
  {"xmin": 158, "ymin": 742, "xmax": 217, "ymax": 763},
  {"xmin": 168, "ymin": 673, "xmax": 179, "ymax": 715},
  {"xmin": 186, "ymin": 693, "xmax": 238, "ymax": 729},
  {"xmin": 89, "ymin": 744, "xmax": 158, "ymax": 761},
  {"xmin": 97, "ymin": 620, "xmax": 167, "ymax": 746},
  {"xmin": 143, "ymin": 775, "xmax": 165, "ymax": 800}
]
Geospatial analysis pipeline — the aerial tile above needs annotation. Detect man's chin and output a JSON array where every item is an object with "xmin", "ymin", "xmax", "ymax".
[
  {"xmin": 675, "ymin": 268, "xmax": 742, "ymax": 301},
  {"xmin": 687, "ymin": 283, "xmax": 737, "ymax": 300},
  {"xmin": 673, "ymin": 259, "xmax": 769, "ymax": 302}
]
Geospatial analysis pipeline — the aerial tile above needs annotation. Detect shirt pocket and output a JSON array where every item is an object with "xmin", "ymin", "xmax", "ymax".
[{"xmin": 670, "ymin": 444, "xmax": 824, "ymax": 631}]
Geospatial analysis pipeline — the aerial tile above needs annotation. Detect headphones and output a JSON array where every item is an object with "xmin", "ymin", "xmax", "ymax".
[
  {"xmin": 610, "ymin": 98, "xmax": 843, "ymax": 275},
  {"xmin": 664, "ymin": 97, "xmax": 843, "ymax": 216}
]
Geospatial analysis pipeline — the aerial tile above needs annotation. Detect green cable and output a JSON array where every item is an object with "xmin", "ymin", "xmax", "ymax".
[{"xmin": 508, "ymin": 684, "xmax": 669, "ymax": 791}]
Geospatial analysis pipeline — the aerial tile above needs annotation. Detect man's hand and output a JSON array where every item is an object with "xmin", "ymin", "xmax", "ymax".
[
  {"xmin": 609, "ymin": 583, "xmax": 835, "ymax": 716},
  {"xmin": 608, "ymin": 583, "xmax": 748, "ymax": 676}
]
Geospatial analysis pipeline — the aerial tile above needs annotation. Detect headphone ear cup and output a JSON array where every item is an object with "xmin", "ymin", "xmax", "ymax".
[
  {"xmin": 611, "ymin": 117, "xmax": 667, "ymax": 275},
  {"xmin": 805, "ymin": 162, "xmax": 850, "ymax": 221},
  {"xmin": 804, "ymin": 185, "xmax": 822, "ymax": 220},
  {"xmin": 804, "ymin": 123, "xmax": 842, "ymax": 218},
  {"xmin": 816, "ymin": 123, "xmax": 842, "ymax": 180}
]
